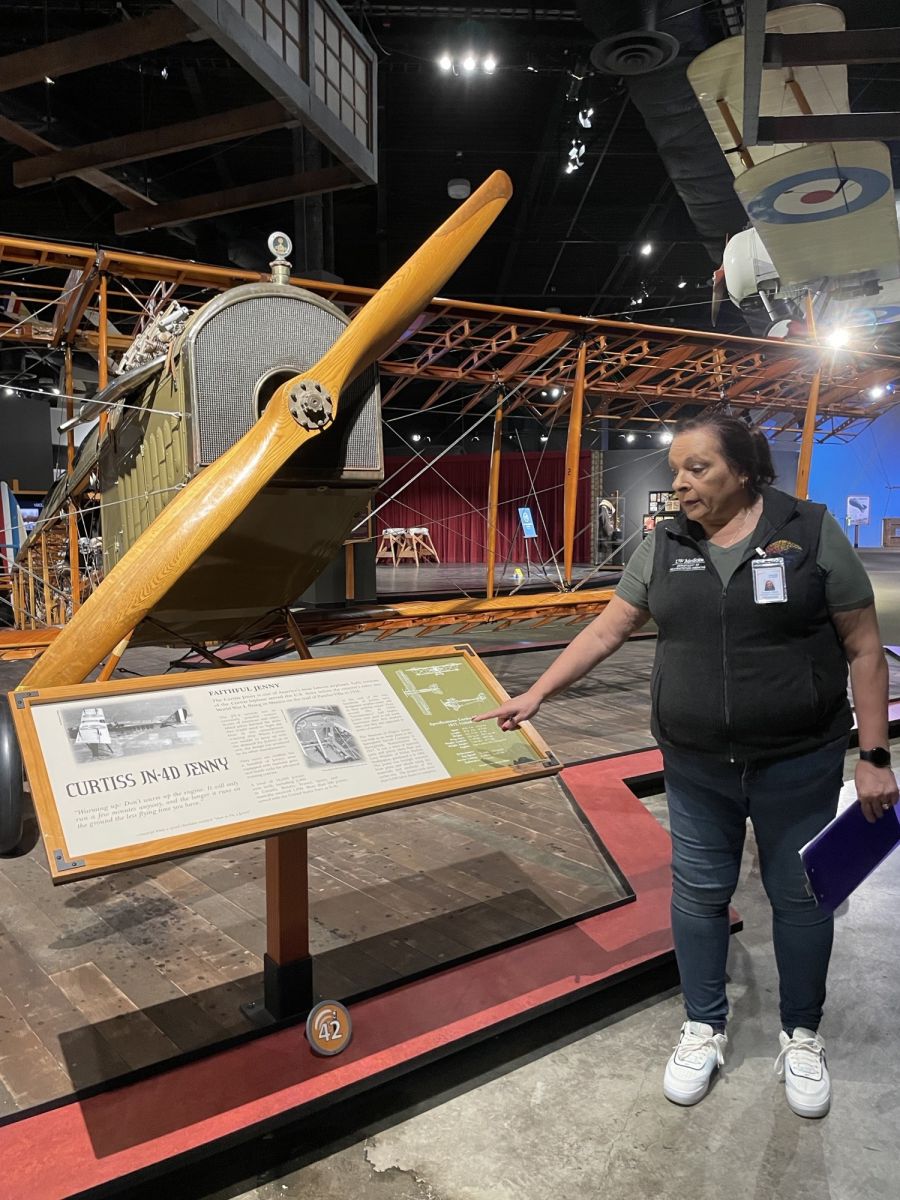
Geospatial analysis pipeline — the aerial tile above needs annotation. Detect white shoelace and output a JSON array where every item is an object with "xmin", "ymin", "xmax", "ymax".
[
  {"xmin": 774, "ymin": 1034, "xmax": 825, "ymax": 1080},
  {"xmin": 675, "ymin": 1027, "xmax": 726, "ymax": 1069}
]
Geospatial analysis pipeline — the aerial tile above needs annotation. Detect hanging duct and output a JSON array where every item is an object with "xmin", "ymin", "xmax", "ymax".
[{"xmin": 576, "ymin": 0, "xmax": 747, "ymax": 260}]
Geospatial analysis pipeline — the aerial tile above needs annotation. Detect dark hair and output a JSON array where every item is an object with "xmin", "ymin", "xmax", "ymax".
[{"xmin": 673, "ymin": 411, "xmax": 775, "ymax": 495}]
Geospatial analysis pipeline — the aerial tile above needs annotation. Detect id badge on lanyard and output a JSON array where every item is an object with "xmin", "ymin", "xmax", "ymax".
[{"xmin": 752, "ymin": 556, "xmax": 787, "ymax": 604}]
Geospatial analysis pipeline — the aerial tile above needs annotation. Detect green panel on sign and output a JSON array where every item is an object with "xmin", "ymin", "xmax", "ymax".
[{"xmin": 379, "ymin": 656, "xmax": 542, "ymax": 777}]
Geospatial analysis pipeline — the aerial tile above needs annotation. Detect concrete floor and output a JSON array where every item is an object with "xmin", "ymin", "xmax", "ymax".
[{"xmin": 134, "ymin": 558, "xmax": 900, "ymax": 1200}]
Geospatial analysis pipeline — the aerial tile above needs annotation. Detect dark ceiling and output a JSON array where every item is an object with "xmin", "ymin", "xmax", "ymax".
[{"xmin": 0, "ymin": 0, "xmax": 898, "ymax": 341}]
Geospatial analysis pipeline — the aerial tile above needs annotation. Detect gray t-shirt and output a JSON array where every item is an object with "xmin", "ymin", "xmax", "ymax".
[{"xmin": 616, "ymin": 511, "xmax": 874, "ymax": 613}]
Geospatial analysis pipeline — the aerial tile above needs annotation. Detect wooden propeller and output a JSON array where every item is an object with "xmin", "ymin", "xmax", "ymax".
[{"xmin": 20, "ymin": 171, "xmax": 513, "ymax": 690}]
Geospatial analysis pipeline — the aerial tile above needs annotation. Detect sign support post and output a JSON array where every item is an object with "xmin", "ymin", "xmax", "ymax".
[{"xmin": 258, "ymin": 826, "xmax": 313, "ymax": 1022}]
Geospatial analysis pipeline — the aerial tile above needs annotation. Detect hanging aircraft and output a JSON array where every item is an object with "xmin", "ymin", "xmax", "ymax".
[{"xmin": 688, "ymin": 4, "xmax": 900, "ymax": 348}]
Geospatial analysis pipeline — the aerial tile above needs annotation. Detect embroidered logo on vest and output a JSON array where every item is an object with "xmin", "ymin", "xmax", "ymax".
[
  {"xmin": 669, "ymin": 556, "xmax": 706, "ymax": 572},
  {"xmin": 765, "ymin": 539, "xmax": 802, "ymax": 559}
]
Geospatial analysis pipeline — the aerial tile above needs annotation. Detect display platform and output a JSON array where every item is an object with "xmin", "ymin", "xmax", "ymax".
[
  {"xmin": 374, "ymin": 563, "xmax": 621, "ymax": 601},
  {"xmin": 0, "ymin": 747, "xmax": 701, "ymax": 1200}
]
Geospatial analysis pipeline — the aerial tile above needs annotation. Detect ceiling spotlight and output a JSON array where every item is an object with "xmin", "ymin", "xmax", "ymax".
[
  {"xmin": 868, "ymin": 384, "xmax": 886, "ymax": 399},
  {"xmin": 577, "ymin": 107, "xmax": 594, "ymax": 129},
  {"xmin": 3, "ymin": 387, "xmax": 13, "ymax": 396},
  {"xmin": 438, "ymin": 53, "xmax": 452, "ymax": 71},
  {"xmin": 625, "ymin": 433, "xmax": 636, "ymax": 444},
  {"xmin": 550, "ymin": 387, "xmax": 561, "ymax": 399},
  {"xmin": 483, "ymin": 55, "xmax": 497, "ymax": 73},
  {"xmin": 540, "ymin": 433, "xmax": 549, "ymax": 442},
  {"xmin": 659, "ymin": 429, "xmax": 673, "ymax": 444},
  {"xmin": 677, "ymin": 277, "xmax": 687, "ymax": 289},
  {"xmin": 411, "ymin": 432, "xmax": 422, "ymax": 442},
  {"xmin": 639, "ymin": 241, "xmax": 653, "ymax": 257},
  {"xmin": 826, "ymin": 327, "xmax": 848, "ymax": 349},
  {"xmin": 51, "ymin": 387, "xmax": 60, "ymax": 395},
  {"xmin": 564, "ymin": 162, "xmax": 576, "ymax": 175},
  {"xmin": 461, "ymin": 53, "xmax": 477, "ymax": 72},
  {"xmin": 160, "ymin": 66, "xmax": 169, "ymax": 80},
  {"xmin": 44, "ymin": 76, "xmax": 55, "ymax": 85}
]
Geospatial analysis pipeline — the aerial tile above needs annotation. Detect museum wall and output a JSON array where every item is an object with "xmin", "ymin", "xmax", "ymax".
[
  {"xmin": 605, "ymin": 446, "xmax": 800, "ymax": 562},
  {"xmin": 0, "ymin": 395, "xmax": 53, "ymax": 492},
  {"xmin": 806, "ymin": 406, "xmax": 900, "ymax": 548}
]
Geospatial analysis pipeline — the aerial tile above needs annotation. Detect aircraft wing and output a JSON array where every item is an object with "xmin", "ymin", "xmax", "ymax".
[
  {"xmin": 734, "ymin": 141, "xmax": 900, "ymax": 285},
  {"xmin": 687, "ymin": 3, "xmax": 848, "ymax": 178}
]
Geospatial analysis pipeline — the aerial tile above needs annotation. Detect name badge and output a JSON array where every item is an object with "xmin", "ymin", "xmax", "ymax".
[{"xmin": 752, "ymin": 556, "xmax": 787, "ymax": 604}]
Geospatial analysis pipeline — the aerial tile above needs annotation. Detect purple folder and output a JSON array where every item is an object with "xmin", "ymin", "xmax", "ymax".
[{"xmin": 800, "ymin": 800, "xmax": 900, "ymax": 913}]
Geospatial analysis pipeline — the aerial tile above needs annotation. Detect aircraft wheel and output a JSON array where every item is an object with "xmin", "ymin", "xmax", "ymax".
[{"xmin": 0, "ymin": 704, "xmax": 25, "ymax": 854}]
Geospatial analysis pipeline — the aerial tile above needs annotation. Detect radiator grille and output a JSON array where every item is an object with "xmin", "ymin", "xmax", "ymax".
[{"xmin": 187, "ymin": 290, "xmax": 381, "ymax": 480}]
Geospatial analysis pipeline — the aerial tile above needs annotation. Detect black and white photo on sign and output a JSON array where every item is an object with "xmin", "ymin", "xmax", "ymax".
[
  {"xmin": 62, "ymin": 693, "xmax": 202, "ymax": 764},
  {"xmin": 286, "ymin": 705, "xmax": 365, "ymax": 768}
]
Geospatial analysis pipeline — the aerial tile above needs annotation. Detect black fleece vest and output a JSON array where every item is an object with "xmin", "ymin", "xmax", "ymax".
[{"xmin": 647, "ymin": 486, "xmax": 851, "ymax": 762}]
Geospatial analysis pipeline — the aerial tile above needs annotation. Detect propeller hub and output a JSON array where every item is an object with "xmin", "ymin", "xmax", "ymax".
[{"xmin": 288, "ymin": 380, "xmax": 333, "ymax": 430}]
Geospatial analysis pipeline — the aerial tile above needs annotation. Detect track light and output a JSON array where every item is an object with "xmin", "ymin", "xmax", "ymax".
[
  {"xmin": 540, "ymin": 434, "xmax": 549, "ymax": 442},
  {"xmin": 411, "ymin": 432, "xmax": 422, "ymax": 442},
  {"xmin": 577, "ymin": 107, "xmax": 593, "ymax": 129},
  {"xmin": 565, "ymin": 139, "xmax": 585, "ymax": 174},
  {"xmin": 550, "ymin": 387, "xmax": 561, "ymax": 399},
  {"xmin": 438, "ymin": 53, "xmax": 452, "ymax": 71},
  {"xmin": 44, "ymin": 76, "xmax": 55, "ymax": 85},
  {"xmin": 461, "ymin": 53, "xmax": 477, "ymax": 72},
  {"xmin": 639, "ymin": 241, "xmax": 653, "ymax": 257},
  {"xmin": 3, "ymin": 387, "xmax": 13, "ymax": 396},
  {"xmin": 677, "ymin": 277, "xmax": 687, "ymax": 289},
  {"xmin": 160, "ymin": 66, "xmax": 169, "ymax": 80},
  {"xmin": 483, "ymin": 55, "xmax": 497, "ymax": 73}
]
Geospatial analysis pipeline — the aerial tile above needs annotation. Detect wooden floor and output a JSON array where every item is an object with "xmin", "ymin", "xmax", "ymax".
[
  {"xmin": 0, "ymin": 635, "xmax": 654, "ymax": 1117},
  {"xmin": 2, "ymin": 630, "xmax": 899, "ymax": 1119}
]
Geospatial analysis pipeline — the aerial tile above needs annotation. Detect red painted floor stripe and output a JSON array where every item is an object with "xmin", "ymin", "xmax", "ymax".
[{"xmin": 0, "ymin": 750, "xmax": 674, "ymax": 1200}]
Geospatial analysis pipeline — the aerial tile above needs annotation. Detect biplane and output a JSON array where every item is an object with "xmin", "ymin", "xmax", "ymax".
[
  {"xmin": 689, "ymin": 3, "xmax": 900, "ymax": 344},
  {"xmin": 2, "ymin": 169, "xmax": 900, "ymax": 853}
]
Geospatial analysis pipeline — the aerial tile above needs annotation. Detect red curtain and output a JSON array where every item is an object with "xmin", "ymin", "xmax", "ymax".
[{"xmin": 376, "ymin": 451, "xmax": 593, "ymax": 564}]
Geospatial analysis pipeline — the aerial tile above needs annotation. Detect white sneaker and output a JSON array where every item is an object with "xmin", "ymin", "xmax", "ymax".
[
  {"xmin": 774, "ymin": 1028, "xmax": 831, "ymax": 1118},
  {"xmin": 663, "ymin": 1020, "xmax": 728, "ymax": 1106}
]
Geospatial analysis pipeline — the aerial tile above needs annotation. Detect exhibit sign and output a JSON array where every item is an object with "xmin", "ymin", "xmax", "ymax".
[
  {"xmin": 846, "ymin": 495, "xmax": 871, "ymax": 525},
  {"xmin": 10, "ymin": 645, "xmax": 557, "ymax": 882},
  {"xmin": 518, "ymin": 507, "xmax": 538, "ymax": 539}
]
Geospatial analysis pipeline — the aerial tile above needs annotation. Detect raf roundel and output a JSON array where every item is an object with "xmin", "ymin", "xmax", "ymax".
[{"xmin": 746, "ymin": 165, "xmax": 891, "ymax": 225}]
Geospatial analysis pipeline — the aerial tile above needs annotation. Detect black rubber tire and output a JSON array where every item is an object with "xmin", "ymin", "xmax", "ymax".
[{"xmin": 0, "ymin": 703, "xmax": 25, "ymax": 854}]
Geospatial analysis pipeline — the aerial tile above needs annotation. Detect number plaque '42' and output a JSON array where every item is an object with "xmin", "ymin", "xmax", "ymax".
[{"xmin": 306, "ymin": 1000, "xmax": 353, "ymax": 1056}]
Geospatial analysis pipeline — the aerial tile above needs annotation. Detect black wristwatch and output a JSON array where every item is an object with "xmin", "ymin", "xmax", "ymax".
[{"xmin": 859, "ymin": 747, "xmax": 892, "ymax": 768}]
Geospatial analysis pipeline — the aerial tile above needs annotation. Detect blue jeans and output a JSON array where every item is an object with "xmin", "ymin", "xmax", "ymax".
[{"xmin": 663, "ymin": 737, "xmax": 848, "ymax": 1033}]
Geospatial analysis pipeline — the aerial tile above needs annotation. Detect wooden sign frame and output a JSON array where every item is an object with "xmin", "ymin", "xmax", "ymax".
[{"xmin": 10, "ymin": 644, "xmax": 558, "ymax": 882}]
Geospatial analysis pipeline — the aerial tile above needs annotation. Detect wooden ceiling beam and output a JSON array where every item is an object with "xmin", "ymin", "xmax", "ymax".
[
  {"xmin": 115, "ymin": 165, "xmax": 362, "ymax": 234},
  {"xmin": 14, "ymin": 101, "xmax": 294, "ymax": 187},
  {"xmin": 0, "ymin": 115, "xmax": 154, "ymax": 211},
  {"xmin": 0, "ymin": 8, "xmax": 197, "ymax": 93}
]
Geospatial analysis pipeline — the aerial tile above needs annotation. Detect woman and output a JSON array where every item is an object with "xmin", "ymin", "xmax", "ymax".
[{"xmin": 477, "ymin": 412, "xmax": 897, "ymax": 1117}]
